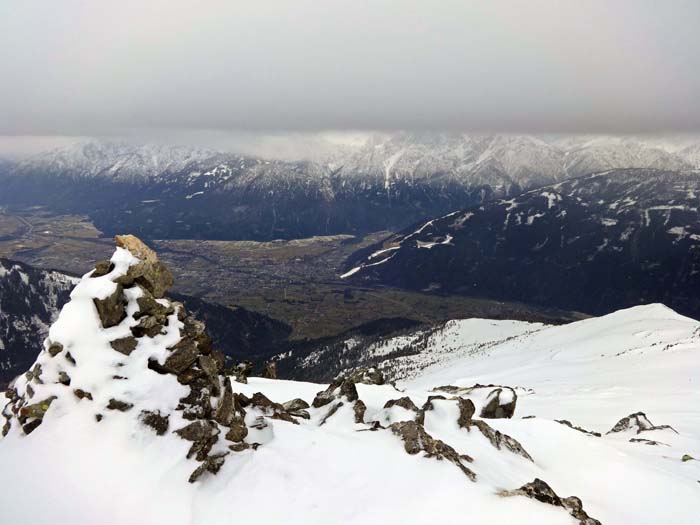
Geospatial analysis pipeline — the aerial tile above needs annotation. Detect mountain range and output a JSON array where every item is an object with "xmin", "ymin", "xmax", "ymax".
[
  {"xmin": 1, "ymin": 134, "xmax": 698, "ymax": 240},
  {"xmin": 343, "ymin": 168, "xmax": 700, "ymax": 318}
]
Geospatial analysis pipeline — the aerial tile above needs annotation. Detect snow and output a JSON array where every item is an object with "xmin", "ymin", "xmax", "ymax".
[{"xmin": 1, "ymin": 254, "xmax": 698, "ymax": 525}]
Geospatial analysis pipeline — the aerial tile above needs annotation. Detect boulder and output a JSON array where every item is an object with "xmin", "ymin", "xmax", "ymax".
[
  {"xmin": 110, "ymin": 336, "xmax": 138, "ymax": 356},
  {"xmin": 93, "ymin": 284, "xmax": 126, "ymax": 328},
  {"xmin": 225, "ymin": 419, "xmax": 249, "ymax": 442},
  {"xmin": 114, "ymin": 234, "xmax": 174, "ymax": 298},
  {"xmin": 163, "ymin": 340, "xmax": 200, "ymax": 374},
  {"xmin": 383, "ymin": 396, "xmax": 420, "ymax": 413},
  {"xmin": 47, "ymin": 342, "xmax": 63, "ymax": 357},
  {"xmin": 73, "ymin": 389, "xmax": 93, "ymax": 401},
  {"xmin": 480, "ymin": 387, "xmax": 517, "ymax": 419},
  {"xmin": 346, "ymin": 367, "xmax": 385, "ymax": 385},
  {"xmin": 312, "ymin": 379, "xmax": 358, "ymax": 408},
  {"xmin": 107, "ymin": 399, "xmax": 133, "ymax": 412}
]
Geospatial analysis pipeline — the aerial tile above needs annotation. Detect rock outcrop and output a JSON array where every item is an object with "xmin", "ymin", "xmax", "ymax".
[
  {"xmin": 499, "ymin": 478, "xmax": 602, "ymax": 525},
  {"xmin": 607, "ymin": 412, "xmax": 678, "ymax": 435},
  {"xmin": 480, "ymin": 387, "xmax": 517, "ymax": 419}
]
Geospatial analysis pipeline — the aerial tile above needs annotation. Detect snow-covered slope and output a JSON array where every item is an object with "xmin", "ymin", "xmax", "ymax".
[
  {"xmin": 0, "ymin": 259, "xmax": 76, "ymax": 386},
  {"xmin": 2, "ymin": 135, "xmax": 698, "ymax": 240},
  {"xmin": 343, "ymin": 168, "xmax": 700, "ymax": 318},
  {"xmin": 1, "ymin": 238, "xmax": 698, "ymax": 524}
]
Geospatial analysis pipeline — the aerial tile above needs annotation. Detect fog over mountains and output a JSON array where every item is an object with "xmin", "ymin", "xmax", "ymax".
[{"xmin": 1, "ymin": 133, "xmax": 698, "ymax": 241}]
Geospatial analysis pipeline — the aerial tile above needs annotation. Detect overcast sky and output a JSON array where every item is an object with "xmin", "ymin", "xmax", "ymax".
[{"xmin": 1, "ymin": 0, "xmax": 700, "ymax": 144}]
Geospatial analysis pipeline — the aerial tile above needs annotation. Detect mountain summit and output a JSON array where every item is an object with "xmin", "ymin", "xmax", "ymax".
[{"xmin": 1, "ymin": 237, "xmax": 698, "ymax": 524}]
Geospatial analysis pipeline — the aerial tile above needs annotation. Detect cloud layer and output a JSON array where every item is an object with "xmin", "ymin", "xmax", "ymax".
[{"xmin": 2, "ymin": 0, "xmax": 700, "ymax": 136}]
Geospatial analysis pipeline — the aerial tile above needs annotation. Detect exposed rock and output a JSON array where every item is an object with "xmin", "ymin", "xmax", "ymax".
[
  {"xmin": 312, "ymin": 379, "xmax": 359, "ymax": 408},
  {"xmin": 282, "ymin": 398, "xmax": 310, "ymax": 412},
  {"xmin": 471, "ymin": 419, "xmax": 533, "ymax": 461},
  {"xmin": 229, "ymin": 442, "xmax": 251, "ymax": 452},
  {"xmin": 65, "ymin": 352, "xmax": 76, "ymax": 366},
  {"xmin": 346, "ymin": 367, "xmax": 385, "ymax": 385},
  {"xmin": 432, "ymin": 385, "xmax": 461, "ymax": 394},
  {"xmin": 199, "ymin": 355, "xmax": 219, "ymax": 378},
  {"xmin": 556, "ymin": 419, "xmax": 601, "ymax": 437},
  {"xmin": 629, "ymin": 438, "xmax": 668, "ymax": 446},
  {"xmin": 91, "ymin": 260, "xmax": 114, "ymax": 278},
  {"xmin": 383, "ymin": 396, "xmax": 420, "ymax": 413},
  {"xmin": 231, "ymin": 360, "xmax": 253, "ymax": 384},
  {"xmin": 261, "ymin": 361, "xmax": 277, "ymax": 379},
  {"xmin": 73, "ymin": 389, "xmax": 93, "ymax": 401},
  {"xmin": 354, "ymin": 400, "xmax": 366, "ymax": 424},
  {"xmin": 93, "ymin": 284, "xmax": 126, "ymax": 328},
  {"xmin": 250, "ymin": 392, "xmax": 298, "ymax": 424},
  {"xmin": 174, "ymin": 420, "xmax": 220, "ymax": 461},
  {"xmin": 189, "ymin": 452, "xmax": 229, "ymax": 483},
  {"xmin": 131, "ymin": 315, "xmax": 166, "ymax": 338},
  {"xmin": 681, "ymin": 454, "xmax": 695, "ymax": 462},
  {"xmin": 282, "ymin": 398, "xmax": 311, "ymax": 420},
  {"xmin": 18, "ymin": 396, "xmax": 57, "ymax": 421},
  {"xmin": 499, "ymin": 478, "xmax": 601, "ymax": 525},
  {"xmin": 456, "ymin": 397, "xmax": 475, "ymax": 429},
  {"xmin": 390, "ymin": 420, "xmax": 476, "ymax": 481},
  {"xmin": 163, "ymin": 340, "xmax": 200, "ymax": 374},
  {"xmin": 178, "ymin": 379, "xmax": 213, "ymax": 420},
  {"xmin": 57, "ymin": 371, "xmax": 71, "ymax": 386},
  {"xmin": 110, "ymin": 336, "xmax": 138, "ymax": 356},
  {"xmin": 47, "ymin": 342, "xmax": 63, "ymax": 357},
  {"xmin": 213, "ymin": 377, "xmax": 235, "ymax": 426},
  {"xmin": 480, "ymin": 387, "xmax": 517, "ymax": 419},
  {"xmin": 135, "ymin": 291, "xmax": 168, "ymax": 319},
  {"xmin": 607, "ymin": 412, "xmax": 678, "ymax": 435},
  {"xmin": 139, "ymin": 410, "xmax": 169, "ymax": 435},
  {"xmin": 225, "ymin": 419, "xmax": 249, "ymax": 442},
  {"xmin": 319, "ymin": 401, "xmax": 344, "ymax": 426},
  {"xmin": 107, "ymin": 399, "xmax": 133, "ymax": 412},
  {"xmin": 114, "ymin": 234, "xmax": 174, "ymax": 298}
]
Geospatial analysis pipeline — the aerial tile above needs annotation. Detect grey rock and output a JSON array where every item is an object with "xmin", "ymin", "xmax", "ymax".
[
  {"xmin": 139, "ymin": 410, "xmax": 170, "ymax": 435},
  {"xmin": 91, "ymin": 260, "xmax": 114, "ymax": 278},
  {"xmin": 47, "ymin": 342, "xmax": 64, "ymax": 357},
  {"xmin": 390, "ymin": 420, "xmax": 476, "ymax": 481},
  {"xmin": 110, "ymin": 336, "xmax": 138, "ymax": 356},
  {"xmin": 499, "ymin": 478, "xmax": 601, "ymax": 525},
  {"xmin": 607, "ymin": 412, "xmax": 678, "ymax": 435},
  {"xmin": 93, "ymin": 284, "xmax": 126, "ymax": 328},
  {"xmin": 107, "ymin": 399, "xmax": 133, "ymax": 411},
  {"xmin": 480, "ymin": 387, "xmax": 517, "ymax": 419}
]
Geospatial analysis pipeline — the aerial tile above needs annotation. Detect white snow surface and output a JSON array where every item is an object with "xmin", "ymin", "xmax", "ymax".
[{"xmin": 1, "ymin": 254, "xmax": 698, "ymax": 525}]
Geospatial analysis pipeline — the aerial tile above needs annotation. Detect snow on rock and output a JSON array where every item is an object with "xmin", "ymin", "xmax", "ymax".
[{"xmin": 1, "ymin": 240, "xmax": 699, "ymax": 524}]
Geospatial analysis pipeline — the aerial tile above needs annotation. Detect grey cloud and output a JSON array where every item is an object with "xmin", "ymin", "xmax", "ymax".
[{"xmin": 1, "ymin": 0, "xmax": 700, "ymax": 136}]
